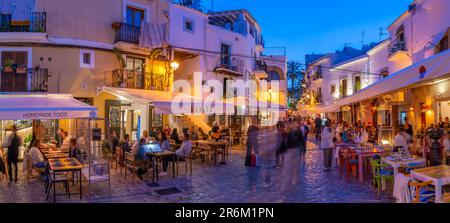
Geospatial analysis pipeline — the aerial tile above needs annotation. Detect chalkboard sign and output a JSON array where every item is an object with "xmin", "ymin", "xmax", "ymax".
[{"xmin": 92, "ymin": 128, "xmax": 102, "ymax": 141}]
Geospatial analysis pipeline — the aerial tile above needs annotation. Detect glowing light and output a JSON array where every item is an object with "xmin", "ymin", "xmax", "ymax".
[{"xmin": 170, "ymin": 61, "xmax": 180, "ymax": 71}]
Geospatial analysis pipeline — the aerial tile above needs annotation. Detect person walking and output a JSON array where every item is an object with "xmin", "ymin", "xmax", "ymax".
[
  {"xmin": 2, "ymin": 125, "xmax": 23, "ymax": 182},
  {"xmin": 281, "ymin": 122, "xmax": 305, "ymax": 193},
  {"xmin": 245, "ymin": 123, "xmax": 259, "ymax": 167},
  {"xmin": 299, "ymin": 120, "xmax": 309, "ymax": 155},
  {"xmin": 321, "ymin": 121, "xmax": 334, "ymax": 170},
  {"xmin": 314, "ymin": 116, "xmax": 322, "ymax": 141},
  {"xmin": 275, "ymin": 121, "xmax": 287, "ymax": 168}
]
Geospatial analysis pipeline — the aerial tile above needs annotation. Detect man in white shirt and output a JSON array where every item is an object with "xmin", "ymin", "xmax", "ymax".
[
  {"xmin": 394, "ymin": 128, "xmax": 408, "ymax": 152},
  {"xmin": 355, "ymin": 126, "xmax": 369, "ymax": 144}
]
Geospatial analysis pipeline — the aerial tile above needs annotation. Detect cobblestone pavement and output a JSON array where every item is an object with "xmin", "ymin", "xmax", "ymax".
[{"xmin": 0, "ymin": 139, "xmax": 392, "ymax": 203}]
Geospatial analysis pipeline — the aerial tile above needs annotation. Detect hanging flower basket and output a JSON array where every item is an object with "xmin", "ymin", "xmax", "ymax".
[
  {"xmin": 16, "ymin": 67, "xmax": 27, "ymax": 74},
  {"xmin": 3, "ymin": 66, "xmax": 13, "ymax": 72}
]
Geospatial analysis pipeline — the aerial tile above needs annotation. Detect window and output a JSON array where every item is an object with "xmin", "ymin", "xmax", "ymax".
[
  {"xmin": 80, "ymin": 50, "xmax": 94, "ymax": 68},
  {"xmin": 268, "ymin": 70, "xmax": 280, "ymax": 82},
  {"xmin": 354, "ymin": 75, "xmax": 361, "ymax": 92},
  {"xmin": 126, "ymin": 56, "xmax": 144, "ymax": 72},
  {"xmin": 340, "ymin": 79, "xmax": 347, "ymax": 97},
  {"xmin": 331, "ymin": 85, "xmax": 336, "ymax": 94},
  {"xmin": 183, "ymin": 17, "xmax": 195, "ymax": 33},
  {"xmin": 220, "ymin": 43, "xmax": 231, "ymax": 67},
  {"xmin": 399, "ymin": 111, "xmax": 407, "ymax": 125},
  {"xmin": 126, "ymin": 6, "xmax": 144, "ymax": 27},
  {"xmin": 380, "ymin": 67, "xmax": 389, "ymax": 79}
]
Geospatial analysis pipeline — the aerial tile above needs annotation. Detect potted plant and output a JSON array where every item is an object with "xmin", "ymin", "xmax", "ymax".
[
  {"xmin": 111, "ymin": 22, "xmax": 122, "ymax": 30},
  {"xmin": 16, "ymin": 64, "xmax": 27, "ymax": 74},
  {"xmin": 3, "ymin": 58, "xmax": 14, "ymax": 72},
  {"xmin": 101, "ymin": 140, "xmax": 112, "ymax": 159}
]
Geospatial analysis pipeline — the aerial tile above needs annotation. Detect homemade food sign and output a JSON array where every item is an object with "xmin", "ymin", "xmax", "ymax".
[{"xmin": 0, "ymin": 110, "xmax": 97, "ymax": 120}]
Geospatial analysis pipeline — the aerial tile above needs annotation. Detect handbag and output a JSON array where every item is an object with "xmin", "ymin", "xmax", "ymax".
[{"xmin": 250, "ymin": 152, "xmax": 256, "ymax": 167}]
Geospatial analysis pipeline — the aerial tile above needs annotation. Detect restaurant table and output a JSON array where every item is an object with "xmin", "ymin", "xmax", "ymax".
[
  {"xmin": 353, "ymin": 148, "xmax": 387, "ymax": 184},
  {"xmin": 334, "ymin": 143, "xmax": 358, "ymax": 165},
  {"xmin": 381, "ymin": 155, "xmax": 426, "ymax": 176},
  {"xmin": 146, "ymin": 151, "xmax": 177, "ymax": 183},
  {"xmin": 194, "ymin": 140, "xmax": 227, "ymax": 165},
  {"xmin": 48, "ymin": 158, "xmax": 84, "ymax": 203},
  {"xmin": 410, "ymin": 165, "xmax": 450, "ymax": 203}
]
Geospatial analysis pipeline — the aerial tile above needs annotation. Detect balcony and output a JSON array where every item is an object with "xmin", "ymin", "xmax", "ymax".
[
  {"xmin": 0, "ymin": 67, "xmax": 48, "ymax": 92},
  {"xmin": 113, "ymin": 22, "xmax": 140, "ymax": 44},
  {"xmin": 255, "ymin": 35, "xmax": 265, "ymax": 48},
  {"xmin": 311, "ymin": 71, "xmax": 323, "ymax": 81},
  {"xmin": 110, "ymin": 69, "xmax": 166, "ymax": 91},
  {"xmin": 214, "ymin": 60, "xmax": 244, "ymax": 77},
  {"xmin": 0, "ymin": 12, "xmax": 46, "ymax": 33},
  {"xmin": 253, "ymin": 59, "xmax": 268, "ymax": 79},
  {"xmin": 388, "ymin": 37, "xmax": 409, "ymax": 62}
]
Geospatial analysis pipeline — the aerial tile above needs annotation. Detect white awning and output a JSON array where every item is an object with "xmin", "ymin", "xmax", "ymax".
[
  {"xmin": 101, "ymin": 87, "xmax": 234, "ymax": 115},
  {"xmin": 0, "ymin": 93, "xmax": 97, "ymax": 120},
  {"xmin": 300, "ymin": 103, "xmax": 339, "ymax": 114},
  {"xmin": 336, "ymin": 49, "xmax": 450, "ymax": 107}
]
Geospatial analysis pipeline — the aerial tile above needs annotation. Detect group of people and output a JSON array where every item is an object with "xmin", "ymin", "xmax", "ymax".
[{"xmin": 111, "ymin": 125, "xmax": 194, "ymax": 180}]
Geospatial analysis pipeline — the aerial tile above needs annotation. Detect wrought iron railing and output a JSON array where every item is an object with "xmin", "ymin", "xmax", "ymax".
[
  {"xmin": 113, "ymin": 23, "xmax": 140, "ymax": 44},
  {"xmin": 389, "ymin": 37, "xmax": 407, "ymax": 56},
  {"xmin": 0, "ymin": 12, "xmax": 46, "ymax": 32},
  {"xmin": 110, "ymin": 69, "xmax": 166, "ymax": 91}
]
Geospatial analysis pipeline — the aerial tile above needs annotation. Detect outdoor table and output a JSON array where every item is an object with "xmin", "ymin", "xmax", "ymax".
[
  {"xmin": 353, "ymin": 148, "xmax": 387, "ymax": 184},
  {"xmin": 334, "ymin": 143, "xmax": 358, "ymax": 164},
  {"xmin": 194, "ymin": 140, "xmax": 227, "ymax": 165},
  {"xmin": 410, "ymin": 165, "xmax": 450, "ymax": 203},
  {"xmin": 381, "ymin": 155, "xmax": 426, "ymax": 176},
  {"xmin": 147, "ymin": 151, "xmax": 177, "ymax": 183},
  {"xmin": 48, "ymin": 158, "xmax": 84, "ymax": 203},
  {"xmin": 44, "ymin": 152, "xmax": 69, "ymax": 160}
]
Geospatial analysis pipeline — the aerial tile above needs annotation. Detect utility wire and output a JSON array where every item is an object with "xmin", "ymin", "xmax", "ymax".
[{"xmin": 172, "ymin": 45, "xmax": 384, "ymax": 76}]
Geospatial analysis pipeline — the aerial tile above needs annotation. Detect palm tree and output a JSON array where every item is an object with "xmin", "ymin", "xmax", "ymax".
[{"xmin": 287, "ymin": 61, "xmax": 304, "ymax": 108}]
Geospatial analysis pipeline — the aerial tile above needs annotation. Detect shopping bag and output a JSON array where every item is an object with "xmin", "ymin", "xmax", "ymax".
[{"xmin": 250, "ymin": 152, "xmax": 256, "ymax": 167}]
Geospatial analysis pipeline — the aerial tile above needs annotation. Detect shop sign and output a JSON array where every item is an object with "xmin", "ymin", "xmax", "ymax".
[{"xmin": 22, "ymin": 111, "xmax": 69, "ymax": 119}]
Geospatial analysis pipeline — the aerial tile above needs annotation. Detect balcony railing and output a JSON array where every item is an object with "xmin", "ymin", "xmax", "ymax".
[
  {"xmin": 113, "ymin": 22, "xmax": 140, "ymax": 44},
  {"xmin": 0, "ymin": 67, "xmax": 48, "ymax": 92},
  {"xmin": 389, "ymin": 37, "xmax": 407, "ymax": 56},
  {"xmin": 256, "ymin": 35, "xmax": 265, "ymax": 48},
  {"xmin": 312, "ymin": 71, "xmax": 323, "ymax": 80},
  {"xmin": 0, "ymin": 12, "xmax": 46, "ymax": 32},
  {"xmin": 110, "ymin": 69, "xmax": 166, "ymax": 91}
]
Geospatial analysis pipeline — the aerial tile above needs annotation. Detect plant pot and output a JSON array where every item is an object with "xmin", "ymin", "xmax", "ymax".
[{"xmin": 112, "ymin": 22, "xmax": 122, "ymax": 30}]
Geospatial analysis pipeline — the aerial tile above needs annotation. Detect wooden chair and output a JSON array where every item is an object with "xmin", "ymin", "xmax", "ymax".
[
  {"xmin": 370, "ymin": 159, "xmax": 394, "ymax": 200},
  {"xmin": 176, "ymin": 151, "xmax": 193, "ymax": 177},
  {"xmin": 26, "ymin": 153, "xmax": 45, "ymax": 179},
  {"xmin": 124, "ymin": 152, "xmax": 149, "ymax": 182},
  {"xmin": 408, "ymin": 180, "xmax": 434, "ymax": 203}
]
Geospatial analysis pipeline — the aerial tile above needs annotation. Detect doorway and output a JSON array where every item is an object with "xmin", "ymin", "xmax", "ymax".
[{"xmin": 1, "ymin": 51, "xmax": 28, "ymax": 92}]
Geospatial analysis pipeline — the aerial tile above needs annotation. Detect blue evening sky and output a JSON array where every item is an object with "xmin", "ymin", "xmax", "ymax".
[{"xmin": 210, "ymin": 0, "xmax": 412, "ymax": 63}]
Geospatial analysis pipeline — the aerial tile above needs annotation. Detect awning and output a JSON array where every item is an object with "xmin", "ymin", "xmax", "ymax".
[
  {"xmin": 300, "ymin": 103, "xmax": 339, "ymax": 114},
  {"xmin": 0, "ymin": 93, "xmax": 97, "ymax": 120},
  {"xmin": 101, "ymin": 87, "xmax": 234, "ymax": 115},
  {"xmin": 336, "ymin": 49, "xmax": 450, "ymax": 107},
  {"xmin": 225, "ymin": 96, "xmax": 288, "ymax": 111}
]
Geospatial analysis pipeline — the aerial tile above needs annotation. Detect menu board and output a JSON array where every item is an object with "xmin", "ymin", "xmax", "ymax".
[{"xmin": 92, "ymin": 128, "xmax": 101, "ymax": 141}]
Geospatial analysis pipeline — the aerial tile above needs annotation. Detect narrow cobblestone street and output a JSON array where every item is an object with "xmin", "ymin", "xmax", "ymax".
[{"xmin": 0, "ymin": 138, "xmax": 392, "ymax": 203}]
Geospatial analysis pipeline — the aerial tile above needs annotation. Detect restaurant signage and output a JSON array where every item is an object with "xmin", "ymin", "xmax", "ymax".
[{"xmin": 0, "ymin": 110, "xmax": 96, "ymax": 120}]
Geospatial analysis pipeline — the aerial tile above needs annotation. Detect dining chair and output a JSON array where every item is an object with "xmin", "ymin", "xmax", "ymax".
[
  {"xmin": 370, "ymin": 159, "xmax": 394, "ymax": 200},
  {"xmin": 124, "ymin": 152, "xmax": 149, "ymax": 182},
  {"xmin": 408, "ymin": 179, "xmax": 435, "ymax": 203},
  {"xmin": 43, "ymin": 163, "xmax": 70, "ymax": 201},
  {"xmin": 176, "ymin": 152, "xmax": 193, "ymax": 177}
]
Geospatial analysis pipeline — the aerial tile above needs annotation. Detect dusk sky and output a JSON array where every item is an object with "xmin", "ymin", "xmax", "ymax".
[{"xmin": 211, "ymin": 0, "xmax": 412, "ymax": 63}]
